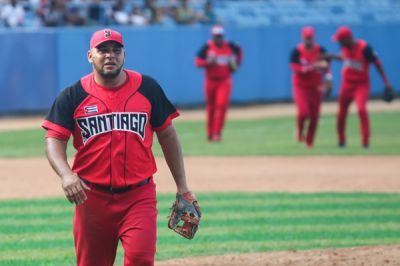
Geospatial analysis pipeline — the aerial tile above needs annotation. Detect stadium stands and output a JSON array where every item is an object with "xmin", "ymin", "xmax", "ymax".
[
  {"xmin": 1, "ymin": 0, "xmax": 400, "ymax": 28},
  {"xmin": 212, "ymin": 0, "xmax": 400, "ymax": 26}
]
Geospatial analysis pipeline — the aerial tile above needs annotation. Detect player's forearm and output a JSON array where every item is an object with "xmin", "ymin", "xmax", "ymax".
[
  {"xmin": 374, "ymin": 60, "xmax": 389, "ymax": 85},
  {"xmin": 323, "ymin": 53, "xmax": 343, "ymax": 61},
  {"xmin": 195, "ymin": 57, "xmax": 208, "ymax": 68},
  {"xmin": 290, "ymin": 63, "xmax": 313, "ymax": 73},
  {"xmin": 45, "ymin": 138, "xmax": 74, "ymax": 179},
  {"xmin": 156, "ymin": 125, "xmax": 189, "ymax": 195}
]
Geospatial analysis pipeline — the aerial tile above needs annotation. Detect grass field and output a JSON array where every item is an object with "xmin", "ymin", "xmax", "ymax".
[
  {"xmin": 1, "ymin": 193, "xmax": 400, "ymax": 265},
  {"xmin": 0, "ymin": 110, "xmax": 399, "ymax": 265},
  {"xmin": 0, "ymin": 111, "xmax": 399, "ymax": 157}
]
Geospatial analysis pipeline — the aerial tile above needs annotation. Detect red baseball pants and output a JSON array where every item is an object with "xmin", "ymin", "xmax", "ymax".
[
  {"xmin": 337, "ymin": 80, "xmax": 370, "ymax": 146},
  {"xmin": 205, "ymin": 77, "xmax": 232, "ymax": 139},
  {"xmin": 293, "ymin": 86, "xmax": 322, "ymax": 147},
  {"xmin": 74, "ymin": 179, "xmax": 157, "ymax": 266}
]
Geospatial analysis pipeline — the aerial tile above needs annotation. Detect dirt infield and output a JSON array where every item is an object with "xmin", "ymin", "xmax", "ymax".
[
  {"xmin": 1, "ymin": 101, "xmax": 399, "ymax": 265},
  {"xmin": 1, "ymin": 156, "xmax": 400, "ymax": 199},
  {"xmin": 156, "ymin": 245, "xmax": 400, "ymax": 266}
]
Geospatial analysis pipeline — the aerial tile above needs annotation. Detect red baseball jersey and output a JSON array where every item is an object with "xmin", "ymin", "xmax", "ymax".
[
  {"xmin": 340, "ymin": 39, "xmax": 378, "ymax": 82},
  {"xmin": 42, "ymin": 70, "xmax": 179, "ymax": 187},
  {"xmin": 195, "ymin": 40, "xmax": 242, "ymax": 79},
  {"xmin": 290, "ymin": 43, "xmax": 327, "ymax": 88}
]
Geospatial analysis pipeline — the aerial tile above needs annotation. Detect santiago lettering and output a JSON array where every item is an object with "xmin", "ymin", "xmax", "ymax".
[
  {"xmin": 76, "ymin": 112, "xmax": 148, "ymax": 144},
  {"xmin": 343, "ymin": 59, "xmax": 363, "ymax": 72}
]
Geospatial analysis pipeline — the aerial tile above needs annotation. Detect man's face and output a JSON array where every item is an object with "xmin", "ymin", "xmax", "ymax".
[
  {"xmin": 88, "ymin": 41, "xmax": 125, "ymax": 79},
  {"xmin": 303, "ymin": 36, "xmax": 314, "ymax": 47},
  {"xmin": 213, "ymin": 34, "xmax": 224, "ymax": 46},
  {"xmin": 338, "ymin": 37, "xmax": 353, "ymax": 48}
]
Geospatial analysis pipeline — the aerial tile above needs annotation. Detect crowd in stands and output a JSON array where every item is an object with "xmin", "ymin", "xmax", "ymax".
[
  {"xmin": 0, "ymin": 0, "xmax": 221, "ymax": 28},
  {"xmin": 1, "ymin": 0, "xmax": 400, "ymax": 28}
]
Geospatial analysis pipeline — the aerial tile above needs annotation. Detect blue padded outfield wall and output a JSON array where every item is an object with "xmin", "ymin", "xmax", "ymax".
[
  {"xmin": 1, "ymin": 24, "xmax": 400, "ymax": 113},
  {"xmin": 0, "ymin": 31, "xmax": 58, "ymax": 113}
]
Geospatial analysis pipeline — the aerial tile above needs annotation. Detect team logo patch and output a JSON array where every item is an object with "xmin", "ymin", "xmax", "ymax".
[
  {"xmin": 104, "ymin": 30, "xmax": 111, "ymax": 38},
  {"xmin": 84, "ymin": 105, "xmax": 98, "ymax": 114},
  {"xmin": 76, "ymin": 112, "xmax": 148, "ymax": 144}
]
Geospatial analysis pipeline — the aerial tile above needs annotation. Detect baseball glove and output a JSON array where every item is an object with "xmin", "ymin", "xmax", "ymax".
[
  {"xmin": 168, "ymin": 191, "xmax": 201, "ymax": 240},
  {"xmin": 382, "ymin": 85, "xmax": 395, "ymax": 103}
]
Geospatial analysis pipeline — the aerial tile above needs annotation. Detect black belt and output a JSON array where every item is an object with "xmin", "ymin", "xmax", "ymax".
[
  {"xmin": 81, "ymin": 177, "xmax": 151, "ymax": 194},
  {"xmin": 210, "ymin": 76, "xmax": 228, "ymax": 80}
]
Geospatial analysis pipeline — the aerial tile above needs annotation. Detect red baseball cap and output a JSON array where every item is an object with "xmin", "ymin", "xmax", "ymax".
[
  {"xmin": 332, "ymin": 26, "xmax": 353, "ymax": 42},
  {"xmin": 302, "ymin": 26, "xmax": 315, "ymax": 39},
  {"xmin": 211, "ymin": 25, "xmax": 224, "ymax": 36},
  {"xmin": 90, "ymin": 28, "xmax": 124, "ymax": 49}
]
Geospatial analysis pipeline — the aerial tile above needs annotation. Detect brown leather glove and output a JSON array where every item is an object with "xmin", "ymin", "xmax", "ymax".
[
  {"xmin": 168, "ymin": 191, "xmax": 201, "ymax": 240},
  {"xmin": 382, "ymin": 85, "xmax": 395, "ymax": 103}
]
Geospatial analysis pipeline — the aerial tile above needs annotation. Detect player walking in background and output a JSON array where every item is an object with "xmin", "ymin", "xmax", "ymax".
[
  {"xmin": 195, "ymin": 25, "xmax": 242, "ymax": 142},
  {"xmin": 329, "ymin": 26, "xmax": 394, "ymax": 148},
  {"xmin": 289, "ymin": 26, "xmax": 332, "ymax": 148},
  {"xmin": 42, "ymin": 28, "xmax": 200, "ymax": 266}
]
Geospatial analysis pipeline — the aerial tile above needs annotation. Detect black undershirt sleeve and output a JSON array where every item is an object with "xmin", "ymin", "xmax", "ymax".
[
  {"xmin": 196, "ymin": 44, "xmax": 208, "ymax": 59},
  {"xmin": 45, "ymin": 81, "xmax": 89, "ymax": 132},
  {"xmin": 363, "ymin": 45, "xmax": 378, "ymax": 63},
  {"xmin": 138, "ymin": 75, "xmax": 177, "ymax": 129},
  {"xmin": 290, "ymin": 48, "xmax": 301, "ymax": 64}
]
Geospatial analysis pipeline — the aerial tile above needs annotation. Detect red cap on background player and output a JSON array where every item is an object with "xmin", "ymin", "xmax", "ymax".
[
  {"xmin": 90, "ymin": 28, "xmax": 124, "ymax": 49},
  {"xmin": 332, "ymin": 26, "xmax": 353, "ymax": 42},
  {"xmin": 302, "ymin": 26, "xmax": 315, "ymax": 39},
  {"xmin": 211, "ymin": 25, "xmax": 224, "ymax": 36}
]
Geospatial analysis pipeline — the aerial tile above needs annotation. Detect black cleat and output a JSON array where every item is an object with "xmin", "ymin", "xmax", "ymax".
[{"xmin": 338, "ymin": 141, "xmax": 346, "ymax": 148}]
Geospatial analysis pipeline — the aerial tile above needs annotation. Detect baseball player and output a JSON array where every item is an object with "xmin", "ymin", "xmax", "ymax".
[
  {"xmin": 329, "ymin": 26, "xmax": 394, "ymax": 148},
  {"xmin": 289, "ymin": 26, "xmax": 332, "ymax": 148},
  {"xmin": 42, "ymin": 29, "xmax": 201, "ymax": 266},
  {"xmin": 195, "ymin": 25, "xmax": 242, "ymax": 142}
]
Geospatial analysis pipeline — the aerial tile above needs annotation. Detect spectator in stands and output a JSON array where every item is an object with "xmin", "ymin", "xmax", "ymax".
[
  {"xmin": 0, "ymin": 0, "xmax": 25, "ymax": 27},
  {"xmin": 143, "ymin": 0, "xmax": 157, "ymax": 24},
  {"xmin": 39, "ymin": 0, "xmax": 68, "ymax": 26},
  {"xmin": 66, "ymin": 5, "xmax": 86, "ymax": 26},
  {"xmin": 87, "ymin": 0, "xmax": 105, "ymax": 26},
  {"xmin": 199, "ymin": 1, "xmax": 220, "ymax": 25},
  {"xmin": 130, "ymin": 6, "xmax": 147, "ymax": 26},
  {"xmin": 156, "ymin": 5, "xmax": 176, "ymax": 26},
  {"xmin": 175, "ymin": 0, "xmax": 197, "ymax": 25},
  {"xmin": 111, "ymin": 0, "xmax": 130, "ymax": 25}
]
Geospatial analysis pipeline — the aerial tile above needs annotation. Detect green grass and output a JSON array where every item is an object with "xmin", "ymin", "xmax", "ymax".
[
  {"xmin": 0, "ymin": 111, "xmax": 399, "ymax": 157},
  {"xmin": 0, "ymin": 193, "xmax": 400, "ymax": 265}
]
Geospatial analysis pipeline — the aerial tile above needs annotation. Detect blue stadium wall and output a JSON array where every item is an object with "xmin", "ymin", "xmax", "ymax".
[{"xmin": 0, "ymin": 24, "xmax": 399, "ymax": 113}]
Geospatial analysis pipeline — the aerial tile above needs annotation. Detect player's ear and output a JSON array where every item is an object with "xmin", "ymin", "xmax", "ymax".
[{"xmin": 87, "ymin": 50, "xmax": 93, "ymax": 64}]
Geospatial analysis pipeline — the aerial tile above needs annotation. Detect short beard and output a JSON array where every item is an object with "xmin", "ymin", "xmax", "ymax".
[{"xmin": 99, "ymin": 66, "xmax": 123, "ymax": 79}]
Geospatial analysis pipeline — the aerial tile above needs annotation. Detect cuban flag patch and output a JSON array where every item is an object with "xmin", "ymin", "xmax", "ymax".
[{"xmin": 84, "ymin": 105, "xmax": 98, "ymax": 114}]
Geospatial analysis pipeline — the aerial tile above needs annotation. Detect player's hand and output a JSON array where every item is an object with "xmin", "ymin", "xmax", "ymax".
[
  {"xmin": 206, "ymin": 55, "xmax": 217, "ymax": 65},
  {"xmin": 61, "ymin": 173, "xmax": 90, "ymax": 205},
  {"xmin": 312, "ymin": 60, "xmax": 329, "ymax": 71},
  {"xmin": 228, "ymin": 57, "xmax": 238, "ymax": 72}
]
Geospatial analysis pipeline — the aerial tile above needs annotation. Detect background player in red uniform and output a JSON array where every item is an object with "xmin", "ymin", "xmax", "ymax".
[
  {"xmin": 42, "ymin": 29, "xmax": 199, "ymax": 266},
  {"xmin": 289, "ymin": 26, "xmax": 332, "ymax": 148},
  {"xmin": 329, "ymin": 26, "xmax": 394, "ymax": 148},
  {"xmin": 195, "ymin": 25, "xmax": 242, "ymax": 142}
]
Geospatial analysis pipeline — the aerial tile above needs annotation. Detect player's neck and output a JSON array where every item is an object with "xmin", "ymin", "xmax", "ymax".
[{"xmin": 94, "ymin": 70, "xmax": 127, "ymax": 89}]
